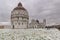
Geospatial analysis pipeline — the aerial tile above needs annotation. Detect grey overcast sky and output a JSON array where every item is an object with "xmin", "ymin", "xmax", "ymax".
[{"xmin": 0, "ymin": 0, "xmax": 60, "ymax": 26}]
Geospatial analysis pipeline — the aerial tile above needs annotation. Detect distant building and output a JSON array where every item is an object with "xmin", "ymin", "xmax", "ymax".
[
  {"xmin": 0, "ymin": 25, "xmax": 4, "ymax": 29},
  {"xmin": 28, "ymin": 19, "xmax": 46, "ymax": 28},
  {"xmin": 46, "ymin": 25, "xmax": 60, "ymax": 30},
  {"xmin": 43, "ymin": 19, "xmax": 46, "ymax": 27},
  {"xmin": 4, "ymin": 25, "xmax": 12, "ymax": 29},
  {"xmin": 0, "ymin": 25, "xmax": 11, "ymax": 29}
]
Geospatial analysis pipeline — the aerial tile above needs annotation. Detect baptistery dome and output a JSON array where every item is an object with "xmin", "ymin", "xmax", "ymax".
[
  {"xmin": 11, "ymin": 2, "xmax": 29, "ymax": 29},
  {"xmin": 13, "ymin": 2, "xmax": 26, "ymax": 10}
]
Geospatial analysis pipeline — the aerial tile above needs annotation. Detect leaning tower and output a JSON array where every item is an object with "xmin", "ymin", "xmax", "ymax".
[{"xmin": 11, "ymin": 2, "xmax": 29, "ymax": 29}]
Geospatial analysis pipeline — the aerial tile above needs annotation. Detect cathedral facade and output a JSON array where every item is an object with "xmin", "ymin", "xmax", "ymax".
[{"xmin": 29, "ymin": 19, "xmax": 46, "ymax": 28}]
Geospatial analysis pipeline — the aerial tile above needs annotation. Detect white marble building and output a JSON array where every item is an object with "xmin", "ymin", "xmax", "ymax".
[
  {"xmin": 29, "ymin": 19, "xmax": 46, "ymax": 29},
  {"xmin": 11, "ymin": 2, "xmax": 29, "ymax": 29}
]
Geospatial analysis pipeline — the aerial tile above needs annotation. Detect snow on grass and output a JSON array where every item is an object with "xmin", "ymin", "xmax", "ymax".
[{"xmin": 0, "ymin": 28, "xmax": 60, "ymax": 40}]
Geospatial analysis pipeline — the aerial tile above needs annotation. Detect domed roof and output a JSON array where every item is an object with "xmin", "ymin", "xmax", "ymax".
[
  {"xmin": 11, "ymin": 2, "xmax": 29, "ymax": 19},
  {"xmin": 18, "ymin": 2, "xmax": 22, "ymax": 6},
  {"xmin": 13, "ymin": 2, "xmax": 26, "ymax": 10}
]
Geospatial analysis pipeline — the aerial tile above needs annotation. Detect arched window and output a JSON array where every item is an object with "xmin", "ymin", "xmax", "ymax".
[
  {"xmin": 22, "ymin": 23, "xmax": 23, "ymax": 25},
  {"xmin": 18, "ymin": 23, "xmax": 20, "ymax": 25},
  {"xmin": 15, "ymin": 23, "xmax": 17, "ymax": 25},
  {"xmin": 13, "ymin": 25, "xmax": 14, "ymax": 29}
]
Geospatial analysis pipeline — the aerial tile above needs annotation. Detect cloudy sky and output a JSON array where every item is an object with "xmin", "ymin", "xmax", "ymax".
[{"xmin": 0, "ymin": 0, "xmax": 60, "ymax": 26}]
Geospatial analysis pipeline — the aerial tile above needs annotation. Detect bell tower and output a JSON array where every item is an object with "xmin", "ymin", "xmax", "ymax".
[{"xmin": 43, "ymin": 19, "xmax": 46, "ymax": 28}]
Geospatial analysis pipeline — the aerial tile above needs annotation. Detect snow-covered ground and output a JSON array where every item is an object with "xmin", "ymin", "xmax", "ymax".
[{"xmin": 0, "ymin": 28, "xmax": 60, "ymax": 40}]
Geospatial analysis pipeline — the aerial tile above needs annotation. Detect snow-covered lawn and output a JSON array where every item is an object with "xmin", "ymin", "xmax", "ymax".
[{"xmin": 0, "ymin": 28, "xmax": 60, "ymax": 40}]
